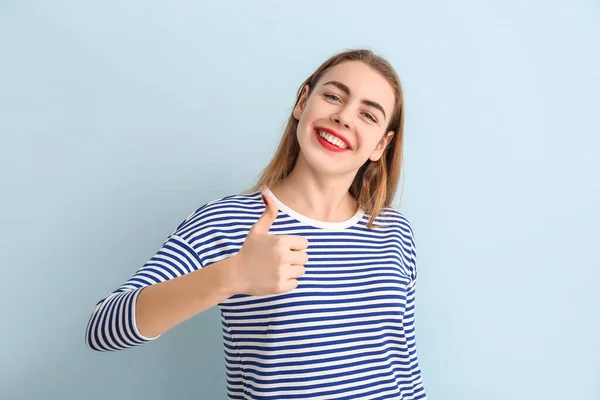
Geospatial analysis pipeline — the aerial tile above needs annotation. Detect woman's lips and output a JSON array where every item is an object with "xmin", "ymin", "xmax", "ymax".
[
  {"xmin": 315, "ymin": 129, "xmax": 350, "ymax": 153},
  {"xmin": 315, "ymin": 127, "xmax": 352, "ymax": 149}
]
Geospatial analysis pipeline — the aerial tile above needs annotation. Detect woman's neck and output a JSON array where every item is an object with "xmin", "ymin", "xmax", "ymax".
[{"xmin": 269, "ymin": 166, "xmax": 359, "ymax": 223}]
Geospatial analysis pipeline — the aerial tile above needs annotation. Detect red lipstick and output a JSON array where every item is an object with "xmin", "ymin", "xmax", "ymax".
[{"xmin": 314, "ymin": 127, "xmax": 352, "ymax": 150}]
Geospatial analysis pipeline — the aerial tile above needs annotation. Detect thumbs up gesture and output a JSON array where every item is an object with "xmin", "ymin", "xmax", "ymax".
[{"xmin": 232, "ymin": 191, "xmax": 309, "ymax": 296}]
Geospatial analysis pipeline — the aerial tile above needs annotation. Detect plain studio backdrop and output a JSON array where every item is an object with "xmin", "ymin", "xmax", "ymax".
[{"xmin": 1, "ymin": 1, "xmax": 598, "ymax": 399}]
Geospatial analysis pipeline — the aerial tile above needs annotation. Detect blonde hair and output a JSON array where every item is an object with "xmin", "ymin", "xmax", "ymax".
[{"xmin": 244, "ymin": 49, "xmax": 405, "ymax": 229}]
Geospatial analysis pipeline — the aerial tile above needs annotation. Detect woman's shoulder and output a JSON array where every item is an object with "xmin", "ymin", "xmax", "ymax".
[
  {"xmin": 202, "ymin": 190, "xmax": 263, "ymax": 211},
  {"xmin": 374, "ymin": 206, "xmax": 415, "ymax": 236},
  {"xmin": 171, "ymin": 190, "xmax": 263, "ymax": 235}
]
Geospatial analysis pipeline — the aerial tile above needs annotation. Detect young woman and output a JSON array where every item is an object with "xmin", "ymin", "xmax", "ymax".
[{"xmin": 86, "ymin": 49, "xmax": 427, "ymax": 400}]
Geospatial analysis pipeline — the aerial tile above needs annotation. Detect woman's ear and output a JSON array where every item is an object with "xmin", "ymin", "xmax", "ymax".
[
  {"xmin": 369, "ymin": 131, "xmax": 395, "ymax": 162},
  {"xmin": 293, "ymin": 85, "xmax": 310, "ymax": 120}
]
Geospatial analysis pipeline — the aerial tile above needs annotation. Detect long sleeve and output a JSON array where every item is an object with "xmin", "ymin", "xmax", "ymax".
[
  {"xmin": 85, "ymin": 234, "xmax": 203, "ymax": 352},
  {"xmin": 401, "ymin": 230, "xmax": 427, "ymax": 399}
]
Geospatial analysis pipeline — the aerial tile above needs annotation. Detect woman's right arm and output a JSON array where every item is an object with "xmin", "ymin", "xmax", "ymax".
[
  {"xmin": 134, "ymin": 254, "xmax": 239, "ymax": 338},
  {"xmin": 85, "ymin": 192, "xmax": 307, "ymax": 351},
  {"xmin": 85, "ymin": 234, "xmax": 238, "ymax": 352}
]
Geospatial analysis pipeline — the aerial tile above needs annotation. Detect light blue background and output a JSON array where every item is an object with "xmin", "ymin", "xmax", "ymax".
[{"xmin": 1, "ymin": 1, "xmax": 598, "ymax": 399}]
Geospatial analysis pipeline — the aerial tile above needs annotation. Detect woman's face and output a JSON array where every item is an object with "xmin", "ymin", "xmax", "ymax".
[{"xmin": 293, "ymin": 61, "xmax": 396, "ymax": 177}]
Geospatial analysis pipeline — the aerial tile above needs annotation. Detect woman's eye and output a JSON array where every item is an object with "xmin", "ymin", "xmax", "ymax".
[
  {"xmin": 363, "ymin": 112, "xmax": 377, "ymax": 123},
  {"xmin": 325, "ymin": 94, "xmax": 341, "ymax": 102}
]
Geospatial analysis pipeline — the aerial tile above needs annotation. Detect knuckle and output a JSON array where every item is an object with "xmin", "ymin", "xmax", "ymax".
[
  {"xmin": 274, "ymin": 251, "xmax": 285, "ymax": 264},
  {"xmin": 303, "ymin": 253, "xmax": 309, "ymax": 264},
  {"xmin": 276, "ymin": 241, "xmax": 288, "ymax": 254},
  {"xmin": 275, "ymin": 281, "xmax": 286, "ymax": 293}
]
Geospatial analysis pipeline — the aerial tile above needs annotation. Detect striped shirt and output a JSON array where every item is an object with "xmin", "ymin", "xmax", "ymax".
[{"xmin": 85, "ymin": 188, "xmax": 427, "ymax": 400}]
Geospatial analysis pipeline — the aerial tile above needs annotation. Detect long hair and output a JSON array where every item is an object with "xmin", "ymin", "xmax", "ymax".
[{"xmin": 243, "ymin": 49, "xmax": 405, "ymax": 229}]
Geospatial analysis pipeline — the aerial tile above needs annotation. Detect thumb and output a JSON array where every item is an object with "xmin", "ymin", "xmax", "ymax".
[{"xmin": 251, "ymin": 191, "xmax": 278, "ymax": 235}]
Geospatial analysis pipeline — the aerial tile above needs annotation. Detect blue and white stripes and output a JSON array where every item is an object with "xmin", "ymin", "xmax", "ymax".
[
  {"xmin": 85, "ymin": 235, "xmax": 202, "ymax": 350},
  {"xmin": 85, "ymin": 190, "xmax": 426, "ymax": 399}
]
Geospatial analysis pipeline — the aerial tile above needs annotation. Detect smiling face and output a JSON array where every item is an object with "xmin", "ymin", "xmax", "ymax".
[{"xmin": 293, "ymin": 60, "xmax": 396, "ymax": 177}]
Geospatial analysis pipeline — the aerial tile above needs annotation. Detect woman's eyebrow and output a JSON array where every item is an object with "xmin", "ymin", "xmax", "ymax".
[{"xmin": 323, "ymin": 80, "xmax": 387, "ymax": 121}]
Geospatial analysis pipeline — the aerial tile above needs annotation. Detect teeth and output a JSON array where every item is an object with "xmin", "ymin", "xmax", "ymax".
[{"xmin": 318, "ymin": 130, "xmax": 348, "ymax": 149}]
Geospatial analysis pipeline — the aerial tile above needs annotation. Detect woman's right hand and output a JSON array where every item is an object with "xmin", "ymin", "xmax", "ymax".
[{"xmin": 232, "ymin": 191, "xmax": 309, "ymax": 296}]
